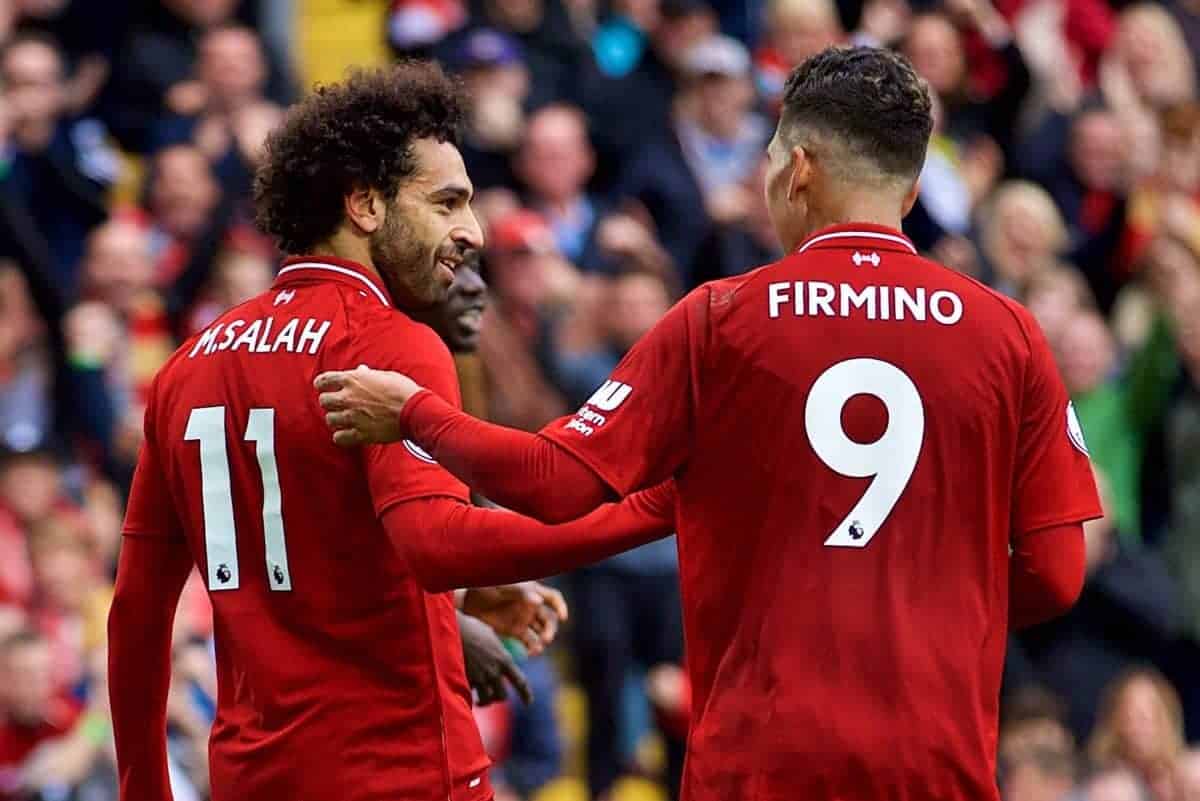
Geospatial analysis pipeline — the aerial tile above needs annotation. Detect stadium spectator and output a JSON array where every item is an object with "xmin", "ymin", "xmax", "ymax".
[
  {"xmin": 997, "ymin": 687, "xmax": 1078, "ymax": 801},
  {"xmin": 0, "ymin": 266, "xmax": 51, "ymax": 454},
  {"xmin": 152, "ymin": 25, "xmax": 283, "ymax": 200},
  {"xmin": 0, "ymin": 629, "xmax": 79, "ymax": 801},
  {"xmin": 1, "ymin": 32, "xmax": 116, "ymax": 298},
  {"xmin": 977, "ymin": 180, "xmax": 1070, "ymax": 297},
  {"xmin": 450, "ymin": 28, "xmax": 531, "ymax": 191},
  {"xmin": 753, "ymin": 0, "xmax": 842, "ymax": 111},
  {"xmin": 104, "ymin": 0, "xmax": 293, "ymax": 153},
  {"xmin": 1089, "ymin": 667, "xmax": 1188, "ymax": 799},
  {"xmin": 580, "ymin": 0, "xmax": 716, "ymax": 186},
  {"xmin": 615, "ymin": 32, "xmax": 769, "ymax": 285},
  {"xmin": 902, "ymin": 0, "xmax": 1031, "ymax": 159},
  {"xmin": 477, "ymin": 209, "xmax": 572, "ymax": 429},
  {"xmin": 63, "ymin": 221, "xmax": 173, "ymax": 482},
  {"xmin": 514, "ymin": 104, "xmax": 610, "ymax": 271}
]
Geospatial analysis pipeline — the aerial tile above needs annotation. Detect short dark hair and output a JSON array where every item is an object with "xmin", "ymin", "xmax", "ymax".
[
  {"xmin": 780, "ymin": 46, "xmax": 933, "ymax": 183},
  {"xmin": 254, "ymin": 61, "xmax": 465, "ymax": 254}
]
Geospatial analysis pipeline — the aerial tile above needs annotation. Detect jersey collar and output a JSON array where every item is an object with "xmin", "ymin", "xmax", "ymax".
[
  {"xmin": 794, "ymin": 223, "xmax": 917, "ymax": 256},
  {"xmin": 273, "ymin": 255, "xmax": 392, "ymax": 308}
]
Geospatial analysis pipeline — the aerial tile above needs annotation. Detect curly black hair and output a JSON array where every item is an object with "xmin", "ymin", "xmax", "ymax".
[
  {"xmin": 781, "ymin": 47, "xmax": 933, "ymax": 182},
  {"xmin": 253, "ymin": 61, "xmax": 465, "ymax": 254}
]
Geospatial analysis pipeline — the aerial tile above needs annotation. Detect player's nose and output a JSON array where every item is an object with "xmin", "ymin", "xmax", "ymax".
[{"xmin": 455, "ymin": 207, "xmax": 484, "ymax": 252}]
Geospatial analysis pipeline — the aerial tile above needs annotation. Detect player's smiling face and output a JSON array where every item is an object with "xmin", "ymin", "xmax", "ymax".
[{"xmin": 374, "ymin": 138, "xmax": 483, "ymax": 310}]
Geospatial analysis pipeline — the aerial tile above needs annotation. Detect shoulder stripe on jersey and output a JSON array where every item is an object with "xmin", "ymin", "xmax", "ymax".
[
  {"xmin": 276, "ymin": 262, "xmax": 390, "ymax": 307},
  {"xmin": 797, "ymin": 231, "xmax": 918, "ymax": 254}
]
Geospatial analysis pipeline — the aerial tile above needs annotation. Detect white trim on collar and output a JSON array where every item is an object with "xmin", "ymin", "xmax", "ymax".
[
  {"xmin": 276, "ymin": 262, "xmax": 390, "ymax": 307},
  {"xmin": 797, "ymin": 230, "xmax": 917, "ymax": 255}
]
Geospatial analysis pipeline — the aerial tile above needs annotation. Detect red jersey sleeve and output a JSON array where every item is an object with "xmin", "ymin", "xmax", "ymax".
[
  {"xmin": 122, "ymin": 378, "xmax": 185, "ymax": 541},
  {"xmin": 333, "ymin": 314, "xmax": 470, "ymax": 515},
  {"xmin": 540, "ymin": 287, "xmax": 707, "ymax": 496},
  {"xmin": 1011, "ymin": 309, "xmax": 1103, "ymax": 536}
]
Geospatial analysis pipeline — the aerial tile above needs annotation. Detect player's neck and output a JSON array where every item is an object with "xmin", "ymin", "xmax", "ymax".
[
  {"xmin": 801, "ymin": 195, "xmax": 905, "ymax": 242},
  {"xmin": 307, "ymin": 238, "xmax": 384, "ymax": 284}
]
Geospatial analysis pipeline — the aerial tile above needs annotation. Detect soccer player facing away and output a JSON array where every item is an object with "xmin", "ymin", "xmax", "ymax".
[
  {"xmin": 108, "ymin": 64, "xmax": 674, "ymax": 801},
  {"xmin": 317, "ymin": 48, "xmax": 1102, "ymax": 801}
]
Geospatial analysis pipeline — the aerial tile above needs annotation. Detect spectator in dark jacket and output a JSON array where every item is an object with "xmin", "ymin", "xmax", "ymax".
[
  {"xmin": 1, "ymin": 33, "xmax": 115, "ymax": 299},
  {"xmin": 615, "ymin": 33, "xmax": 769, "ymax": 287},
  {"xmin": 102, "ymin": 0, "xmax": 293, "ymax": 153}
]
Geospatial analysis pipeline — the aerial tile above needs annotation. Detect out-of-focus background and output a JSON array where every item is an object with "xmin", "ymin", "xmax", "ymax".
[{"xmin": 0, "ymin": 0, "xmax": 1197, "ymax": 799}]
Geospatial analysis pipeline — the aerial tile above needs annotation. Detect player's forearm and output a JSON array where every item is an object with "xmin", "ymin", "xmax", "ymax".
[
  {"xmin": 1008, "ymin": 523, "xmax": 1086, "ymax": 630},
  {"xmin": 108, "ymin": 538, "xmax": 192, "ymax": 801},
  {"xmin": 400, "ymin": 390, "xmax": 612, "ymax": 521},
  {"xmin": 388, "ymin": 482, "xmax": 676, "ymax": 592}
]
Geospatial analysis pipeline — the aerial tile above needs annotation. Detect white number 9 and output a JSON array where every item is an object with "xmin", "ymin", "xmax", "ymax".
[{"xmin": 805, "ymin": 358, "xmax": 925, "ymax": 548}]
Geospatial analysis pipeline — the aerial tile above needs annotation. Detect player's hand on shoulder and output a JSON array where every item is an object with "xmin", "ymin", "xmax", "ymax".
[
  {"xmin": 457, "ymin": 611, "xmax": 533, "ymax": 706},
  {"xmin": 315, "ymin": 365, "xmax": 423, "ymax": 446},
  {"xmin": 462, "ymin": 582, "xmax": 568, "ymax": 657}
]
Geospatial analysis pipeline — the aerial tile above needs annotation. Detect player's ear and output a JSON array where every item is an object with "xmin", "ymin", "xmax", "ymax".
[
  {"xmin": 344, "ymin": 186, "xmax": 384, "ymax": 235},
  {"xmin": 788, "ymin": 145, "xmax": 812, "ymax": 202},
  {"xmin": 901, "ymin": 178, "xmax": 921, "ymax": 218}
]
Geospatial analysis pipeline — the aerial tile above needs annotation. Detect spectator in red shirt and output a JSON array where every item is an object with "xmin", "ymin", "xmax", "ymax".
[{"xmin": 0, "ymin": 629, "xmax": 80, "ymax": 800}]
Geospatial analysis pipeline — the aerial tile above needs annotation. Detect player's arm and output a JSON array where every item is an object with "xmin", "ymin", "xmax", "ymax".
[
  {"xmin": 383, "ymin": 479, "xmax": 676, "ymax": 593},
  {"xmin": 108, "ymin": 399, "xmax": 192, "ymax": 801},
  {"xmin": 1008, "ymin": 522, "xmax": 1086, "ymax": 630},
  {"xmin": 318, "ymin": 288, "xmax": 705, "ymax": 513},
  {"xmin": 1008, "ymin": 307, "xmax": 1102, "ymax": 629}
]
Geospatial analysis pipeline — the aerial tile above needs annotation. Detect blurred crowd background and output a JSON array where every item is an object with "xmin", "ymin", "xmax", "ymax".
[{"xmin": 0, "ymin": 0, "xmax": 1197, "ymax": 799}]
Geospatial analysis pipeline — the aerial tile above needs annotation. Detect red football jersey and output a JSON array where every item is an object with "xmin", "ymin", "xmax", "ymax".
[
  {"xmin": 542, "ymin": 224, "xmax": 1102, "ymax": 801},
  {"xmin": 122, "ymin": 257, "xmax": 492, "ymax": 801}
]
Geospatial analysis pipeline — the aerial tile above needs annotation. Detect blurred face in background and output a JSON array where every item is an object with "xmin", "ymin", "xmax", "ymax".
[
  {"xmin": 654, "ymin": 8, "xmax": 717, "ymax": 70},
  {"xmin": 0, "ymin": 638, "xmax": 53, "ymax": 725},
  {"xmin": 199, "ymin": 27, "xmax": 267, "ymax": 110},
  {"xmin": 983, "ymin": 185, "xmax": 1067, "ymax": 292},
  {"xmin": 83, "ymin": 222, "xmax": 155, "ymax": 315},
  {"xmin": 516, "ymin": 106, "xmax": 595, "ymax": 206},
  {"xmin": 2, "ymin": 38, "xmax": 64, "ymax": 133},
  {"xmin": 0, "ymin": 454, "xmax": 59, "ymax": 525},
  {"xmin": 904, "ymin": 15, "xmax": 965, "ymax": 98},
  {"xmin": 486, "ymin": 0, "xmax": 543, "ymax": 32},
  {"xmin": 608, "ymin": 272, "xmax": 670, "ymax": 352},
  {"xmin": 997, "ymin": 718, "xmax": 1076, "ymax": 801},
  {"xmin": 1070, "ymin": 112, "xmax": 1128, "ymax": 191},
  {"xmin": 1087, "ymin": 769, "xmax": 1147, "ymax": 801},
  {"xmin": 1113, "ymin": 675, "xmax": 1180, "ymax": 772},
  {"xmin": 766, "ymin": 0, "xmax": 841, "ymax": 67},
  {"xmin": 29, "ymin": 519, "xmax": 94, "ymax": 613},
  {"xmin": 463, "ymin": 62, "xmax": 530, "ymax": 151},
  {"xmin": 215, "ymin": 249, "xmax": 274, "ymax": 308},
  {"xmin": 413, "ymin": 261, "xmax": 488, "ymax": 353},
  {"xmin": 1057, "ymin": 311, "xmax": 1115, "ymax": 395},
  {"xmin": 694, "ymin": 73, "xmax": 756, "ymax": 140},
  {"xmin": 150, "ymin": 146, "xmax": 220, "ymax": 240},
  {"xmin": 1023, "ymin": 269, "xmax": 1089, "ymax": 346},
  {"xmin": 166, "ymin": 0, "xmax": 237, "ymax": 27},
  {"xmin": 1114, "ymin": 6, "xmax": 1196, "ymax": 110}
]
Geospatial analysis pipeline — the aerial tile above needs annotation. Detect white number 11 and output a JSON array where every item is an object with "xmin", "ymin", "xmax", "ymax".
[
  {"xmin": 185, "ymin": 406, "xmax": 293, "ymax": 591},
  {"xmin": 805, "ymin": 358, "xmax": 925, "ymax": 548}
]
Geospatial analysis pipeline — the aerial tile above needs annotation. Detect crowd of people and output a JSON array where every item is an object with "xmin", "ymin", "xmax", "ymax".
[{"xmin": 0, "ymin": 0, "xmax": 1195, "ymax": 799}]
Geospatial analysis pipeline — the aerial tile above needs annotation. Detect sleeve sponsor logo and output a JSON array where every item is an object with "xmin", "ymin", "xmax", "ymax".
[
  {"xmin": 563, "ymin": 380, "xmax": 632, "ymax": 437},
  {"xmin": 403, "ymin": 439, "xmax": 438, "ymax": 463},
  {"xmin": 1066, "ymin": 401, "xmax": 1089, "ymax": 456}
]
